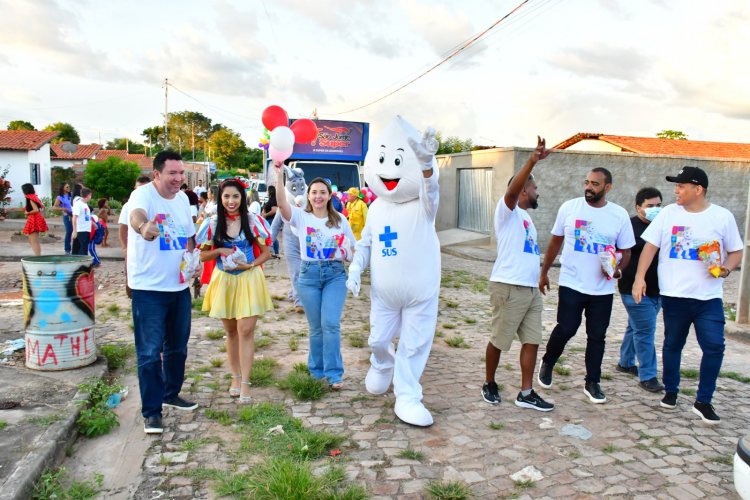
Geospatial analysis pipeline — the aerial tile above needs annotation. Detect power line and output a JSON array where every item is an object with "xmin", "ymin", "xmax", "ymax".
[
  {"xmin": 326, "ymin": 0, "xmax": 532, "ymax": 116},
  {"xmin": 166, "ymin": 82, "xmax": 258, "ymax": 123}
]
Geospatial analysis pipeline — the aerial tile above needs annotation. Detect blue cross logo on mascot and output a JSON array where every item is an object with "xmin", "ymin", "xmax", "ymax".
[{"xmin": 346, "ymin": 115, "xmax": 441, "ymax": 427}]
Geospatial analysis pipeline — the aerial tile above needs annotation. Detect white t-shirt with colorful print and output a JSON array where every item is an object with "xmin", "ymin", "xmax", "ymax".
[
  {"xmin": 490, "ymin": 202, "xmax": 540, "ymax": 287},
  {"xmin": 552, "ymin": 197, "xmax": 635, "ymax": 295},
  {"xmin": 126, "ymin": 183, "xmax": 195, "ymax": 291},
  {"xmin": 641, "ymin": 203, "xmax": 742, "ymax": 300},
  {"xmin": 287, "ymin": 207, "xmax": 356, "ymax": 262}
]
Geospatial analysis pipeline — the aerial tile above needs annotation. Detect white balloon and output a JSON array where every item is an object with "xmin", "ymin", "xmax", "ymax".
[{"xmin": 270, "ymin": 126, "xmax": 295, "ymax": 151}]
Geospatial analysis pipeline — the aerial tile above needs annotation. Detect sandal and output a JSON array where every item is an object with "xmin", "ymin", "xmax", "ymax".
[
  {"xmin": 329, "ymin": 382, "xmax": 344, "ymax": 391},
  {"xmin": 229, "ymin": 374, "xmax": 241, "ymax": 397},
  {"xmin": 238, "ymin": 381, "xmax": 252, "ymax": 404}
]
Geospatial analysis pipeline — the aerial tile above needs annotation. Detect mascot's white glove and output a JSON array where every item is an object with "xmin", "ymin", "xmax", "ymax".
[
  {"xmin": 346, "ymin": 265, "xmax": 361, "ymax": 298},
  {"xmin": 407, "ymin": 127, "xmax": 439, "ymax": 171}
]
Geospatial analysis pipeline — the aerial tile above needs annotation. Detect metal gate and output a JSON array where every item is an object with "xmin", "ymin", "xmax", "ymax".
[{"xmin": 458, "ymin": 168, "xmax": 494, "ymax": 233}]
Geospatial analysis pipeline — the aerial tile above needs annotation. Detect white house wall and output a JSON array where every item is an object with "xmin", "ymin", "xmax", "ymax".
[{"xmin": 0, "ymin": 145, "xmax": 53, "ymax": 207}]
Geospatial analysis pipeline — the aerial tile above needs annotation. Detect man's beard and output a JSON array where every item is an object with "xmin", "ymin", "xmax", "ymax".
[{"xmin": 585, "ymin": 190, "xmax": 603, "ymax": 203}]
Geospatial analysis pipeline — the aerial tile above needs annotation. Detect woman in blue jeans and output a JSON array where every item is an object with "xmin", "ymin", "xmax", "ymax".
[
  {"xmin": 53, "ymin": 182, "xmax": 73, "ymax": 254},
  {"xmin": 274, "ymin": 162, "xmax": 355, "ymax": 389}
]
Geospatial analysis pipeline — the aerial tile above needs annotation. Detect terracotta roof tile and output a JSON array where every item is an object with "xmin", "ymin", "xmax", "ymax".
[
  {"xmin": 554, "ymin": 133, "xmax": 750, "ymax": 160},
  {"xmin": 50, "ymin": 143, "xmax": 101, "ymax": 160},
  {"xmin": 93, "ymin": 150, "xmax": 153, "ymax": 169},
  {"xmin": 0, "ymin": 130, "xmax": 59, "ymax": 151}
]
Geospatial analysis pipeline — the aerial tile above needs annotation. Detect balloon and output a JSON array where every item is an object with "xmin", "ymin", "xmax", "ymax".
[
  {"xmin": 270, "ymin": 126, "xmax": 295, "ymax": 151},
  {"xmin": 268, "ymin": 145, "xmax": 293, "ymax": 163},
  {"xmin": 342, "ymin": 208, "xmax": 349, "ymax": 217},
  {"xmin": 341, "ymin": 193, "xmax": 348, "ymax": 203},
  {"xmin": 291, "ymin": 119, "xmax": 319, "ymax": 143},
  {"xmin": 331, "ymin": 184, "xmax": 338, "ymax": 193},
  {"xmin": 262, "ymin": 105, "xmax": 289, "ymax": 131}
]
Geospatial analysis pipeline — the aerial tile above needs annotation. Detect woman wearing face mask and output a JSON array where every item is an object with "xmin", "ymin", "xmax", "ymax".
[{"xmin": 616, "ymin": 187, "xmax": 663, "ymax": 393}]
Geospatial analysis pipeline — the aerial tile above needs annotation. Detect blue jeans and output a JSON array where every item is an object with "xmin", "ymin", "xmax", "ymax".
[
  {"xmin": 619, "ymin": 294, "xmax": 661, "ymax": 381},
  {"xmin": 662, "ymin": 296, "xmax": 725, "ymax": 403},
  {"xmin": 62, "ymin": 215, "xmax": 73, "ymax": 254},
  {"xmin": 296, "ymin": 260, "xmax": 347, "ymax": 384},
  {"xmin": 542, "ymin": 286, "xmax": 613, "ymax": 383},
  {"xmin": 132, "ymin": 288, "xmax": 192, "ymax": 418}
]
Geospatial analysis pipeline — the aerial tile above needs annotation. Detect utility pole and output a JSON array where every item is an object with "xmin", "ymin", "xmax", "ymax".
[
  {"xmin": 164, "ymin": 78, "xmax": 169, "ymax": 148},
  {"xmin": 191, "ymin": 122, "xmax": 195, "ymax": 161}
]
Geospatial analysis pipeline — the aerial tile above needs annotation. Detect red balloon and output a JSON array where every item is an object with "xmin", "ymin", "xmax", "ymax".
[
  {"xmin": 291, "ymin": 119, "xmax": 319, "ymax": 143},
  {"xmin": 262, "ymin": 105, "xmax": 289, "ymax": 131}
]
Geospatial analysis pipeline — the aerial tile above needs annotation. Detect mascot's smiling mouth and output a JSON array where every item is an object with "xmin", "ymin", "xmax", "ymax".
[{"xmin": 380, "ymin": 177, "xmax": 400, "ymax": 191}]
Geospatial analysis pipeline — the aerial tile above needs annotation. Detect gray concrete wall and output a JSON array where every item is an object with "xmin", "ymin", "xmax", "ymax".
[{"xmin": 437, "ymin": 148, "xmax": 750, "ymax": 252}]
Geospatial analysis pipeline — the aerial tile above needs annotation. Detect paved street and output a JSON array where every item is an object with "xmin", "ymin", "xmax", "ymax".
[{"xmin": 1, "ymin": 247, "xmax": 748, "ymax": 499}]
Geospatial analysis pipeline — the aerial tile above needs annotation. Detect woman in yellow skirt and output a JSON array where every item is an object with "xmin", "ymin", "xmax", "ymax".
[{"xmin": 197, "ymin": 179, "xmax": 274, "ymax": 404}]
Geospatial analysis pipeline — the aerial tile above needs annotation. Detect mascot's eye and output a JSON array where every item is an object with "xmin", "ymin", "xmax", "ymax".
[
  {"xmin": 394, "ymin": 154, "xmax": 403, "ymax": 166},
  {"xmin": 378, "ymin": 153, "xmax": 385, "ymax": 164}
]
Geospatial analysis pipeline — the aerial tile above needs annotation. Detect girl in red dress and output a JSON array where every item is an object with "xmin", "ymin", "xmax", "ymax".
[{"xmin": 21, "ymin": 183, "xmax": 48, "ymax": 256}]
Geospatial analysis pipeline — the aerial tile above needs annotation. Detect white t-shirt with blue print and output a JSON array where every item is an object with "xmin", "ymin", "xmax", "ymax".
[{"xmin": 490, "ymin": 202, "xmax": 541, "ymax": 287}]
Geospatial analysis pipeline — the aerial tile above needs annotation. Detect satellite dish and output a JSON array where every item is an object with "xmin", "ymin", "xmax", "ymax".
[{"xmin": 61, "ymin": 142, "xmax": 78, "ymax": 154}]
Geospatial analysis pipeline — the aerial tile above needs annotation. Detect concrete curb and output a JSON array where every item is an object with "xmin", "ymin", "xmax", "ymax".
[
  {"xmin": 726, "ymin": 321, "xmax": 750, "ymax": 345},
  {"xmin": 2, "ymin": 359, "xmax": 108, "ymax": 500}
]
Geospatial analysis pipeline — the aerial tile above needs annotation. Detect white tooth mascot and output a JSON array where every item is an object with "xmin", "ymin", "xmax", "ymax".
[{"xmin": 347, "ymin": 116, "xmax": 440, "ymax": 427}]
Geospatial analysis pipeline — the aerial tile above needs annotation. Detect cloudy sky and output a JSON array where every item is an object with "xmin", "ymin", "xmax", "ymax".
[{"xmin": 1, "ymin": 0, "xmax": 748, "ymax": 149}]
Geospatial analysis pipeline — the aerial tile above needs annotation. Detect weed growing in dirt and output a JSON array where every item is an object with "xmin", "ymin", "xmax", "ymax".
[
  {"xmin": 426, "ymin": 480, "xmax": 473, "ymax": 499},
  {"xmin": 100, "ymin": 344, "xmax": 134, "ymax": 370}
]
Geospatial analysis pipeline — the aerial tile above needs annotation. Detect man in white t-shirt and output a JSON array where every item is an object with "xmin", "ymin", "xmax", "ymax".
[
  {"xmin": 71, "ymin": 188, "xmax": 93, "ymax": 256},
  {"xmin": 119, "ymin": 175, "xmax": 151, "ymax": 298},
  {"xmin": 538, "ymin": 168, "xmax": 635, "ymax": 404},
  {"xmin": 128, "ymin": 151, "xmax": 198, "ymax": 435},
  {"xmin": 634, "ymin": 166, "xmax": 742, "ymax": 424},
  {"xmin": 482, "ymin": 136, "xmax": 554, "ymax": 412},
  {"xmin": 193, "ymin": 178, "xmax": 206, "ymax": 198}
]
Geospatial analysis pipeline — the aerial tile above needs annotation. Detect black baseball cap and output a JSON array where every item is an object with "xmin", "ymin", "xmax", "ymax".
[{"xmin": 666, "ymin": 166, "xmax": 708, "ymax": 189}]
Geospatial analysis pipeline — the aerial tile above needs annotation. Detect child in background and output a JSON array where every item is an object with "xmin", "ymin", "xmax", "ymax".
[
  {"xmin": 72, "ymin": 188, "xmax": 93, "ymax": 256},
  {"xmin": 97, "ymin": 198, "xmax": 110, "ymax": 247},
  {"xmin": 21, "ymin": 183, "xmax": 48, "ymax": 256}
]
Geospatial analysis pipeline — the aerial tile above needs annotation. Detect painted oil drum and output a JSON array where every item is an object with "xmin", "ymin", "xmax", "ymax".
[{"xmin": 22, "ymin": 255, "xmax": 96, "ymax": 370}]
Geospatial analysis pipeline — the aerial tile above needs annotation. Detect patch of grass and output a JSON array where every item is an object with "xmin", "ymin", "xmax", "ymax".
[
  {"xmin": 398, "ymin": 448, "xmax": 425, "ymax": 461},
  {"xmin": 251, "ymin": 358, "xmax": 279, "ymax": 387},
  {"xmin": 350, "ymin": 395, "xmax": 370, "ymax": 403},
  {"xmin": 720, "ymin": 371, "xmax": 750, "ymax": 384},
  {"xmin": 181, "ymin": 438, "xmax": 215, "ymax": 452},
  {"xmin": 554, "ymin": 365, "xmax": 571, "ymax": 376},
  {"xmin": 445, "ymin": 300, "xmax": 459, "ymax": 308},
  {"xmin": 206, "ymin": 382, "xmax": 221, "ymax": 391},
  {"xmin": 279, "ymin": 370, "xmax": 328, "ymax": 401},
  {"xmin": 503, "ymin": 363, "xmax": 513, "ymax": 371},
  {"xmin": 218, "ymin": 344, "xmax": 227, "ymax": 353},
  {"xmin": 725, "ymin": 304, "xmax": 737, "ymax": 321},
  {"xmin": 445, "ymin": 336, "xmax": 469, "ymax": 348},
  {"xmin": 106, "ymin": 303, "xmax": 121, "ymax": 314},
  {"xmin": 0, "ymin": 420, "xmax": 7, "ymax": 430},
  {"xmin": 708, "ymin": 454, "xmax": 733, "ymax": 466},
  {"xmin": 205, "ymin": 409, "xmax": 233, "ymax": 426},
  {"xmin": 568, "ymin": 346, "xmax": 585, "ymax": 352},
  {"xmin": 32, "ymin": 467, "xmax": 103, "ymax": 500},
  {"xmin": 680, "ymin": 368, "xmax": 699, "ymax": 379},
  {"xmin": 568, "ymin": 450, "xmax": 582, "ymax": 459},
  {"xmin": 513, "ymin": 479, "xmax": 535, "ymax": 490},
  {"xmin": 206, "ymin": 329, "xmax": 224, "ymax": 340},
  {"xmin": 255, "ymin": 336, "xmax": 274, "ymax": 349},
  {"xmin": 348, "ymin": 333, "xmax": 367, "ymax": 348},
  {"xmin": 100, "ymin": 344, "xmax": 135, "ymax": 370},
  {"xmin": 435, "ymin": 331, "xmax": 444, "ymax": 338},
  {"xmin": 425, "ymin": 480, "xmax": 473, "ymax": 499},
  {"xmin": 210, "ymin": 357, "xmax": 224, "ymax": 368},
  {"xmin": 600, "ymin": 372, "xmax": 613, "ymax": 381},
  {"xmin": 489, "ymin": 421, "xmax": 504, "ymax": 430},
  {"xmin": 602, "ymin": 444, "xmax": 621, "ymax": 453},
  {"xmin": 27, "ymin": 413, "xmax": 64, "ymax": 426},
  {"xmin": 182, "ymin": 467, "xmax": 224, "ymax": 481},
  {"xmin": 374, "ymin": 417, "xmax": 392, "ymax": 425},
  {"xmin": 293, "ymin": 362, "xmax": 308, "ymax": 373},
  {"xmin": 681, "ymin": 388, "xmax": 697, "ymax": 396},
  {"xmin": 442, "ymin": 323, "xmax": 457, "ymax": 330},
  {"xmin": 288, "ymin": 337, "xmax": 299, "ymax": 351},
  {"xmin": 192, "ymin": 297, "xmax": 204, "ymax": 310},
  {"xmin": 463, "ymin": 317, "xmax": 477, "ymax": 324},
  {"xmin": 76, "ymin": 378, "xmax": 122, "ymax": 437}
]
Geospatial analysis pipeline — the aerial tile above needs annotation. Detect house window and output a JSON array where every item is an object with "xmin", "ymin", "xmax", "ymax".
[{"xmin": 30, "ymin": 163, "xmax": 41, "ymax": 185}]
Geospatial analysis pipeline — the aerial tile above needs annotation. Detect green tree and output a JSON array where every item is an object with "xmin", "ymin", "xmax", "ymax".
[
  {"xmin": 208, "ymin": 127, "xmax": 247, "ymax": 168},
  {"xmin": 44, "ymin": 122, "xmax": 81, "ymax": 144},
  {"xmin": 105, "ymin": 138, "xmax": 145, "ymax": 154},
  {"xmin": 7, "ymin": 120, "xmax": 35, "ymax": 131},
  {"xmin": 83, "ymin": 157, "xmax": 141, "ymax": 201},
  {"xmin": 435, "ymin": 132, "xmax": 473, "ymax": 154},
  {"xmin": 657, "ymin": 129, "xmax": 688, "ymax": 140},
  {"xmin": 168, "ymin": 111, "xmax": 214, "ymax": 159}
]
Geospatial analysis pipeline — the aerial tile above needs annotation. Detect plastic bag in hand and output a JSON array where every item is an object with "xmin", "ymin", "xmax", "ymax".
[
  {"xmin": 180, "ymin": 249, "xmax": 202, "ymax": 283},
  {"xmin": 598, "ymin": 245, "xmax": 621, "ymax": 280},
  {"xmin": 221, "ymin": 246, "xmax": 247, "ymax": 270}
]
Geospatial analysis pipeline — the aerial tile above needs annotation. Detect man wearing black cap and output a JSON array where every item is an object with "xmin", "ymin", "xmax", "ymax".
[{"xmin": 633, "ymin": 166, "xmax": 743, "ymax": 424}]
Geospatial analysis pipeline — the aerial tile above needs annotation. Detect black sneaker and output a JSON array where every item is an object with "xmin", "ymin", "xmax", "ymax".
[
  {"xmin": 692, "ymin": 401, "xmax": 721, "ymax": 425},
  {"xmin": 639, "ymin": 377, "xmax": 664, "ymax": 393},
  {"xmin": 482, "ymin": 381, "xmax": 501, "ymax": 405},
  {"xmin": 538, "ymin": 362, "xmax": 553, "ymax": 389},
  {"xmin": 144, "ymin": 416, "xmax": 163, "ymax": 434},
  {"xmin": 660, "ymin": 391, "xmax": 677, "ymax": 409},
  {"xmin": 515, "ymin": 390, "xmax": 554, "ymax": 412},
  {"xmin": 163, "ymin": 396, "xmax": 198, "ymax": 411},
  {"xmin": 583, "ymin": 382, "xmax": 606, "ymax": 404},
  {"xmin": 616, "ymin": 363, "xmax": 639, "ymax": 376}
]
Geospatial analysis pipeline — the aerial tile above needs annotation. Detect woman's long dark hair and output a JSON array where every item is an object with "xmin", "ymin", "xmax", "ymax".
[
  {"xmin": 57, "ymin": 182, "xmax": 69, "ymax": 197},
  {"xmin": 305, "ymin": 177, "xmax": 341, "ymax": 228},
  {"xmin": 22, "ymin": 183, "xmax": 36, "ymax": 212},
  {"xmin": 214, "ymin": 179, "xmax": 253, "ymax": 245},
  {"xmin": 72, "ymin": 183, "xmax": 83, "ymax": 200}
]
